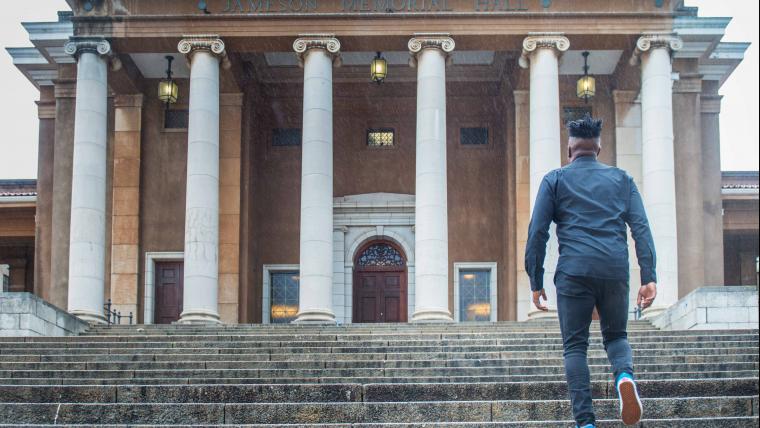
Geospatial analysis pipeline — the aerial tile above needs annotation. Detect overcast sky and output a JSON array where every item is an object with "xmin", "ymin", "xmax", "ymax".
[{"xmin": 0, "ymin": 0, "xmax": 757, "ymax": 179}]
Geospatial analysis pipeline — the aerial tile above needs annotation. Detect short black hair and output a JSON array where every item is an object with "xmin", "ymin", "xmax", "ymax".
[{"xmin": 566, "ymin": 113, "xmax": 603, "ymax": 139}]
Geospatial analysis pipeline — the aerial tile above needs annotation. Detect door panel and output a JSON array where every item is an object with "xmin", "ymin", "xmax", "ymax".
[
  {"xmin": 354, "ymin": 270, "xmax": 406, "ymax": 323},
  {"xmin": 155, "ymin": 261, "xmax": 183, "ymax": 324}
]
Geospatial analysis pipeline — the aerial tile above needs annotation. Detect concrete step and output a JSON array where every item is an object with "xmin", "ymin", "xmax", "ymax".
[
  {"xmin": 0, "ymin": 396, "xmax": 756, "ymax": 424},
  {"xmin": 4, "ymin": 330, "xmax": 756, "ymax": 343},
  {"xmin": 0, "ymin": 378, "xmax": 756, "ymax": 404},
  {"xmin": 2, "ymin": 370, "xmax": 757, "ymax": 386},
  {"xmin": 3, "ymin": 362, "xmax": 758, "ymax": 381},
  {"xmin": 2, "ymin": 353, "xmax": 756, "ymax": 371},
  {"xmin": 3, "ymin": 418, "xmax": 759, "ymax": 428},
  {"xmin": 2, "ymin": 346, "xmax": 756, "ymax": 363}
]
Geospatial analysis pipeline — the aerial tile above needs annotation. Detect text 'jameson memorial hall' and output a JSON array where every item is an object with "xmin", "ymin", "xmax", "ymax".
[{"xmin": 5, "ymin": 0, "xmax": 754, "ymax": 325}]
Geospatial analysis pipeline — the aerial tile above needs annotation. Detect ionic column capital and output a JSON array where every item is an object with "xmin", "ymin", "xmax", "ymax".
[
  {"xmin": 64, "ymin": 36, "xmax": 112, "ymax": 58},
  {"xmin": 64, "ymin": 36, "xmax": 121, "ymax": 70},
  {"xmin": 408, "ymin": 33, "xmax": 455, "ymax": 67},
  {"xmin": 178, "ymin": 34, "xmax": 231, "ymax": 69},
  {"xmin": 629, "ymin": 33, "xmax": 683, "ymax": 65},
  {"xmin": 518, "ymin": 32, "xmax": 569, "ymax": 69},
  {"xmin": 293, "ymin": 34, "xmax": 341, "ymax": 67}
]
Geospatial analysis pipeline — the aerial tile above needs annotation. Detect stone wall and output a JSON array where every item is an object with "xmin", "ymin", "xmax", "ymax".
[
  {"xmin": 0, "ymin": 292, "xmax": 88, "ymax": 336},
  {"xmin": 652, "ymin": 286, "xmax": 759, "ymax": 331}
]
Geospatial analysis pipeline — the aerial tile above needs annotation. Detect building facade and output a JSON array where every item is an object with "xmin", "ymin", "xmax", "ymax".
[{"xmin": 6, "ymin": 0, "xmax": 751, "ymax": 324}]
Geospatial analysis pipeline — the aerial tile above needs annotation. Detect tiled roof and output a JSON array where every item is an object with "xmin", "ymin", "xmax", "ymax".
[
  {"xmin": 721, "ymin": 171, "xmax": 759, "ymax": 190},
  {"xmin": 0, "ymin": 179, "xmax": 37, "ymax": 197}
]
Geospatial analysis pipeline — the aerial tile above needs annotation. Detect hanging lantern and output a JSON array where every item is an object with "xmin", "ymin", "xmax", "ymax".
[
  {"xmin": 576, "ymin": 51, "xmax": 596, "ymax": 103},
  {"xmin": 158, "ymin": 55, "xmax": 179, "ymax": 105},
  {"xmin": 370, "ymin": 51, "xmax": 387, "ymax": 84}
]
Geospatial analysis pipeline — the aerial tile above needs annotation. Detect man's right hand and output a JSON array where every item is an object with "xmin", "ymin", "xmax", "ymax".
[
  {"xmin": 532, "ymin": 289, "xmax": 549, "ymax": 312},
  {"xmin": 637, "ymin": 282, "xmax": 657, "ymax": 309}
]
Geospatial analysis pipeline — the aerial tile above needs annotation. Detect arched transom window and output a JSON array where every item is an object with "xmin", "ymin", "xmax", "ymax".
[{"xmin": 356, "ymin": 243, "xmax": 405, "ymax": 267}]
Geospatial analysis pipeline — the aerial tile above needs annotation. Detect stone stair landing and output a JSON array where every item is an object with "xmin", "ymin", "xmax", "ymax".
[{"xmin": 0, "ymin": 320, "xmax": 757, "ymax": 426}]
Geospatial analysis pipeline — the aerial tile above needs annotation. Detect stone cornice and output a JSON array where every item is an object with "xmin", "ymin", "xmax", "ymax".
[
  {"xmin": 672, "ymin": 74, "xmax": 703, "ymax": 94},
  {"xmin": 629, "ymin": 33, "xmax": 683, "ymax": 66},
  {"xmin": 113, "ymin": 94, "xmax": 144, "ymax": 109},
  {"xmin": 518, "ymin": 32, "xmax": 569, "ymax": 69},
  {"xmin": 408, "ymin": 33, "xmax": 455, "ymax": 67},
  {"xmin": 178, "ymin": 34, "xmax": 230, "ymax": 69},
  {"xmin": 512, "ymin": 90, "xmax": 529, "ymax": 105},
  {"xmin": 701, "ymin": 94, "xmax": 723, "ymax": 114},
  {"xmin": 293, "ymin": 34, "xmax": 341, "ymax": 67},
  {"xmin": 35, "ymin": 100, "xmax": 56, "ymax": 119},
  {"xmin": 612, "ymin": 90, "xmax": 640, "ymax": 105}
]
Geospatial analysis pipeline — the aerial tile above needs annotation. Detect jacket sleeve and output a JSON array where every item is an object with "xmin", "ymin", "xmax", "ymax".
[
  {"xmin": 525, "ymin": 175, "xmax": 556, "ymax": 291},
  {"xmin": 623, "ymin": 176, "xmax": 657, "ymax": 285}
]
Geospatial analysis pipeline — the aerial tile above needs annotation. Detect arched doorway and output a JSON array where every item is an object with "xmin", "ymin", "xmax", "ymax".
[{"xmin": 353, "ymin": 240, "xmax": 408, "ymax": 323}]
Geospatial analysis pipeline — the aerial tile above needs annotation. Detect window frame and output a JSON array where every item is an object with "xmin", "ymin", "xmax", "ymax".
[
  {"xmin": 453, "ymin": 262, "xmax": 498, "ymax": 322},
  {"xmin": 262, "ymin": 264, "xmax": 300, "ymax": 324},
  {"xmin": 366, "ymin": 127, "xmax": 396, "ymax": 149},
  {"xmin": 161, "ymin": 107, "xmax": 189, "ymax": 132}
]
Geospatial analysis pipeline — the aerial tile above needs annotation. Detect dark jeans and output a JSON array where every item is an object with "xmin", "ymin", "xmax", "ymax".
[{"xmin": 555, "ymin": 272, "xmax": 634, "ymax": 427}]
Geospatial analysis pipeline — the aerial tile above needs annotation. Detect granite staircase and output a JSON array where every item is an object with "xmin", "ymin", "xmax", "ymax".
[{"xmin": 0, "ymin": 320, "xmax": 757, "ymax": 427}]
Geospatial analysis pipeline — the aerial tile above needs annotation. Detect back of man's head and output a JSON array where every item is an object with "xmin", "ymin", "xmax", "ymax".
[
  {"xmin": 566, "ymin": 114, "xmax": 603, "ymax": 160},
  {"xmin": 567, "ymin": 113, "xmax": 603, "ymax": 139}
]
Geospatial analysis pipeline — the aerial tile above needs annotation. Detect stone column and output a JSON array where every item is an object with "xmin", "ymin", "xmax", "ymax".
[
  {"xmin": 110, "ymin": 94, "xmax": 143, "ymax": 319},
  {"xmin": 518, "ymin": 32, "xmax": 569, "ymax": 319},
  {"xmin": 700, "ymin": 91, "xmax": 725, "ymax": 286},
  {"xmin": 177, "ymin": 35, "xmax": 230, "ymax": 324},
  {"xmin": 408, "ymin": 33, "xmax": 455, "ymax": 323},
  {"xmin": 630, "ymin": 33, "xmax": 683, "ymax": 318},
  {"xmin": 63, "ymin": 37, "xmax": 113, "ymax": 324},
  {"xmin": 292, "ymin": 34, "xmax": 341, "ymax": 324}
]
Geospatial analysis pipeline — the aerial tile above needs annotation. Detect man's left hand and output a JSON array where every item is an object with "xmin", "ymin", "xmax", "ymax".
[{"xmin": 532, "ymin": 289, "xmax": 549, "ymax": 311}]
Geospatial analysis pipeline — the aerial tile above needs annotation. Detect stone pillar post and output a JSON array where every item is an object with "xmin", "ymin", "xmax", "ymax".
[
  {"xmin": 63, "ymin": 37, "xmax": 112, "ymax": 324},
  {"xmin": 630, "ymin": 33, "xmax": 683, "ymax": 317},
  {"xmin": 292, "ymin": 34, "xmax": 341, "ymax": 324},
  {"xmin": 177, "ymin": 35, "xmax": 229, "ymax": 324},
  {"xmin": 518, "ymin": 32, "xmax": 569, "ymax": 319},
  {"xmin": 673, "ymin": 72, "xmax": 705, "ymax": 297},
  {"xmin": 110, "ymin": 94, "xmax": 143, "ymax": 318},
  {"xmin": 700, "ymin": 92, "xmax": 725, "ymax": 285},
  {"xmin": 408, "ymin": 33, "xmax": 455, "ymax": 323},
  {"xmin": 34, "ymin": 91, "xmax": 56, "ymax": 300}
]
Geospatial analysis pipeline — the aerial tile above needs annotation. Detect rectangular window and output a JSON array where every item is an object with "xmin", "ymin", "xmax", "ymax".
[
  {"xmin": 563, "ymin": 106, "xmax": 593, "ymax": 125},
  {"xmin": 1, "ymin": 264, "xmax": 9, "ymax": 292},
  {"xmin": 272, "ymin": 128, "xmax": 301, "ymax": 147},
  {"xmin": 458, "ymin": 269, "xmax": 491, "ymax": 322},
  {"xmin": 460, "ymin": 127, "xmax": 488, "ymax": 145},
  {"xmin": 270, "ymin": 271, "xmax": 299, "ymax": 323},
  {"xmin": 164, "ymin": 109, "xmax": 189, "ymax": 129},
  {"xmin": 367, "ymin": 128, "xmax": 395, "ymax": 147}
]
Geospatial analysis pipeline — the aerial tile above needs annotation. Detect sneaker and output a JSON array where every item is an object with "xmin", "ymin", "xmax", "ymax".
[{"xmin": 616, "ymin": 372, "xmax": 643, "ymax": 425}]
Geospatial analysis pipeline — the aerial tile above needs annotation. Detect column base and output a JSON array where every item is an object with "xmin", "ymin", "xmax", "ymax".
[
  {"xmin": 70, "ymin": 309, "xmax": 108, "ymax": 325},
  {"xmin": 178, "ymin": 309, "xmax": 221, "ymax": 324},
  {"xmin": 527, "ymin": 308, "xmax": 558, "ymax": 320},
  {"xmin": 411, "ymin": 309, "xmax": 454, "ymax": 323},
  {"xmin": 293, "ymin": 309, "xmax": 336, "ymax": 324}
]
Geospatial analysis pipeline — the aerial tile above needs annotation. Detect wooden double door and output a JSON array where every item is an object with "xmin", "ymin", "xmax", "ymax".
[{"xmin": 352, "ymin": 241, "xmax": 408, "ymax": 323}]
